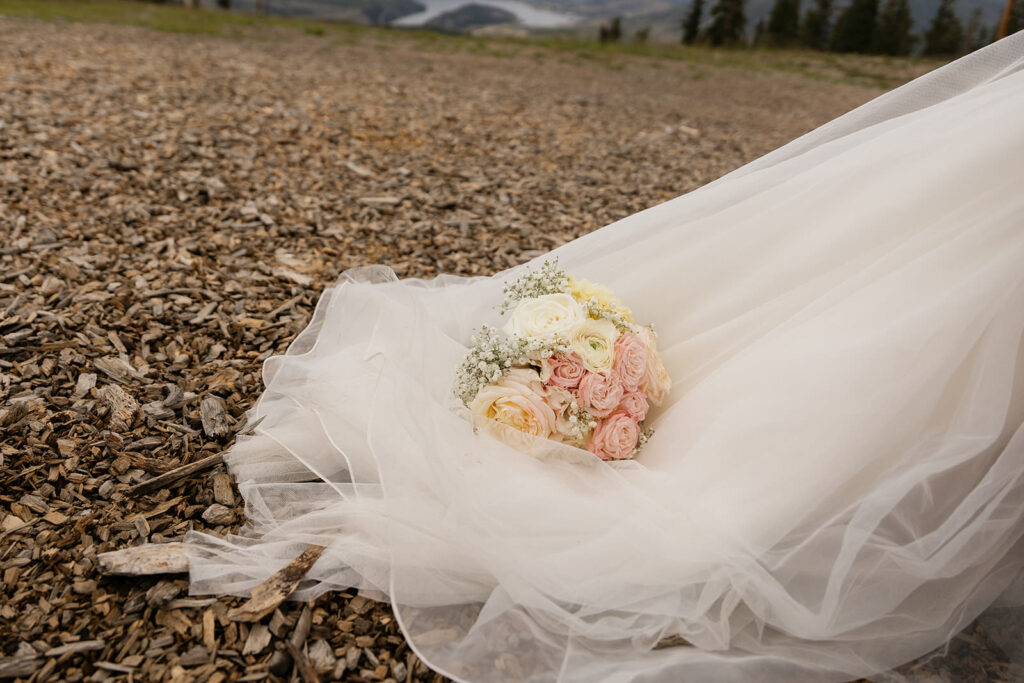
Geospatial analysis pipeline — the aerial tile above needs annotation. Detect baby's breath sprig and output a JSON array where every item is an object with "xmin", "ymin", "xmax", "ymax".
[
  {"xmin": 563, "ymin": 404, "xmax": 598, "ymax": 443},
  {"xmin": 454, "ymin": 326, "xmax": 570, "ymax": 407},
  {"xmin": 581, "ymin": 298, "xmax": 639, "ymax": 334},
  {"xmin": 634, "ymin": 427, "xmax": 655, "ymax": 455},
  {"xmin": 499, "ymin": 259, "xmax": 570, "ymax": 314}
]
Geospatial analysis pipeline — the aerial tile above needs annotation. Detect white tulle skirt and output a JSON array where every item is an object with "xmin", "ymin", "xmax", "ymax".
[{"xmin": 188, "ymin": 34, "xmax": 1024, "ymax": 683}]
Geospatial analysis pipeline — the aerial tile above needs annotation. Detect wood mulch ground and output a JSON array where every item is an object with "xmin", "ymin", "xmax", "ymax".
[{"xmin": 0, "ymin": 14, "xmax": 1015, "ymax": 683}]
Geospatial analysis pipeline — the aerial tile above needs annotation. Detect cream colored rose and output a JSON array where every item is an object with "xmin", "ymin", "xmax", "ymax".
[
  {"xmin": 638, "ymin": 326, "xmax": 672, "ymax": 407},
  {"xmin": 570, "ymin": 318, "xmax": 620, "ymax": 373},
  {"xmin": 503, "ymin": 293, "xmax": 586, "ymax": 339},
  {"xmin": 470, "ymin": 368, "xmax": 556, "ymax": 449}
]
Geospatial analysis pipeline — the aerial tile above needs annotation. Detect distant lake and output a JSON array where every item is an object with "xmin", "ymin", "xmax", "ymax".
[{"xmin": 392, "ymin": 0, "xmax": 577, "ymax": 27}]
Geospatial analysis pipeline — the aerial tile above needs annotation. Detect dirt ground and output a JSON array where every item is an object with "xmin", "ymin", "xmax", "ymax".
[{"xmin": 0, "ymin": 13, "xmax": 1015, "ymax": 683}]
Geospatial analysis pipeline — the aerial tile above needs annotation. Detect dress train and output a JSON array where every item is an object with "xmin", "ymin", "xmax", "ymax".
[{"xmin": 188, "ymin": 33, "xmax": 1024, "ymax": 683}]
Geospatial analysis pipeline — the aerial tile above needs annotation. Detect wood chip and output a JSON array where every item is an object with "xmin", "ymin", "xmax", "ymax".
[
  {"xmin": 128, "ymin": 452, "xmax": 224, "ymax": 496},
  {"xmin": 98, "ymin": 384, "xmax": 139, "ymax": 431},
  {"xmin": 201, "ymin": 503, "xmax": 235, "ymax": 525},
  {"xmin": 227, "ymin": 545, "xmax": 326, "ymax": 622},
  {"xmin": 72, "ymin": 373, "xmax": 96, "ymax": 398},
  {"xmin": 203, "ymin": 608, "xmax": 217, "ymax": 652},
  {"xmin": 42, "ymin": 511, "xmax": 69, "ymax": 525},
  {"xmin": 200, "ymin": 396, "xmax": 231, "ymax": 438},
  {"xmin": 358, "ymin": 196, "xmax": 402, "ymax": 206},
  {"xmin": 146, "ymin": 581, "xmax": 182, "ymax": 608},
  {"xmin": 44, "ymin": 640, "xmax": 105, "ymax": 657},
  {"xmin": 0, "ymin": 657, "xmax": 40, "ymax": 678},
  {"xmin": 94, "ymin": 356, "xmax": 140, "ymax": 382},
  {"xmin": 290, "ymin": 605, "xmax": 313, "ymax": 650},
  {"xmin": 287, "ymin": 640, "xmax": 321, "ymax": 683},
  {"xmin": 241, "ymin": 624, "xmax": 271, "ymax": 656},
  {"xmin": 212, "ymin": 472, "xmax": 235, "ymax": 506},
  {"xmin": 344, "ymin": 161, "xmax": 374, "ymax": 177},
  {"xmin": 307, "ymin": 640, "xmax": 335, "ymax": 670}
]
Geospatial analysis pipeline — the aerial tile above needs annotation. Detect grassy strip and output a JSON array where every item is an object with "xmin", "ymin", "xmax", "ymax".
[
  {"xmin": 0, "ymin": 0, "xmax": 937, "ymax": 88},
  {"xmin": 0, "ymin": 0, "xmax": 361, "ymax": 36}
]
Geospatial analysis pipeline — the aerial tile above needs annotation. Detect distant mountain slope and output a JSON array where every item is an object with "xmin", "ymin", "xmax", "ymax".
[
  {"xmin": 207, "ymin": 0, "xmax": 1009, "ymax": 36},
  {"xmin": 425, "ymin": 2, "xmax": 518, "ymax": 29},
  {"xmin": 207, "ymin": 0, "xmax": 425, "ymax": 25}
]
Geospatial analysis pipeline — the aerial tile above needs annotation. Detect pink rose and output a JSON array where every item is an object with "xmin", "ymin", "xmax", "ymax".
[
  {"xmin": 588, "ymin": 411, "xmax": 640, "ymax": 460},
  {"xmin": 540, "ymin": 353, "xmax": 587, "ymax": 389},
  {"xmin": 617, "ymin": 391, "xmax": 649, "ymax": 422},
  {"xmin": 577, "ymin": 371, "xmax": 624, "ymax": 419},
  {"xmin": 613, "ymin": 333, "xmax": 648, "ymax": 392}
]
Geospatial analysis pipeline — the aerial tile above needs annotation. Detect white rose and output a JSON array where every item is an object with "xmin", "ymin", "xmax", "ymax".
[
  {"xmin": 503, "ymin": 294, "xmax": 586, "ymax": 339},
  {"xmin": 570, "ymin": 318, "xmax": 620, "ymax": 373}
]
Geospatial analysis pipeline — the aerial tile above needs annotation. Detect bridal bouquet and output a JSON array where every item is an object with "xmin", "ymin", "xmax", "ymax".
[{"xmin": 455, "ymin": 260, "xmax": 671, "ymax": 460}]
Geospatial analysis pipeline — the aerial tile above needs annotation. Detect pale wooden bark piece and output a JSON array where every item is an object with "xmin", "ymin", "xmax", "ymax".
[
  {"xmin": 227, "ymin": 545, "xmax": 326, "ymax": 622},
  {"xmin": 0, "ymin": 657, "xmax": 40, "ymax": 678},
  {"xmin": 97, "ymin": 542, "xmax": 190, "ymax": 576},
  {"xmin": 98, "ymin": 384, "xmax": 139, "ymax": 432},
  {"xmin": 128, "ymin": 451, "xmax": 223, "ymax": 496},
  {"xmin": 200, "ymin": 395, "xmax": 230, "ymax": 438}
]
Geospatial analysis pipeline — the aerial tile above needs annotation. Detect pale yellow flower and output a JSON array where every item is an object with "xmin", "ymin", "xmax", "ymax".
[
  {"xmin": 570, "ymin": 318, "xmax": 620, "ymax": 373},
  {"xmin": 568, "ymin": 277, "xmax": 633, "ymax": 323}
]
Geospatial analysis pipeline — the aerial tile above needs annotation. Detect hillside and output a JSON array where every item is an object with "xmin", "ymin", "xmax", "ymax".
[
  {"xmin": 0, "ymin": 3, "xmax": 1014, "ymax": 683},
  {"xmin": 425, "ymin": 3, "xmax": 518, "ymax": 31},
  {"xmin": 195, "ymin": 0, "xmax": 1010, "ymax": 37},
  {"xmin": 217, "ymin": 0, "xmax": 426, "ymax": 25}
]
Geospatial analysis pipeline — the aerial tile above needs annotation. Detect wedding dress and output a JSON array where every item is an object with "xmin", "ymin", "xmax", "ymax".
[{"xmin": 188, "ymin": 33, "xmax": 1024, "ymax": 683}]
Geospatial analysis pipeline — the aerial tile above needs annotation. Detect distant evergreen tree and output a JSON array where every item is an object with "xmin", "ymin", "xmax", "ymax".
[
  {"xmin": 872, "ymin": 0, "xmax": 913, "ymax": 54},
  {"xmin": 800, "ymin": 0, "xmax": 832, "ymax": 49},
  {"xmin": 962, "ymin": 7, "xmax": 989, "ymax": 51},
  {"xmin": 706, "ymin": 0, "xmax": 747, "ymax": 45},
  {"xmin": 599, "ymin": 17, "xmax": 623, "ymax": 42},
  {"xmin": 766, "ymin": 0, "xmax": 802, "ymax": 44},
  {"xmin": 753, "ymin": 17, "xmax": 767, "ymax": 43},
  {"xmin": 974, "ymin": 24, "xmax": 992, "ymax": 47},
  {"xmin": 830, "ymin": 0, "xmax": 877, "ymax": 52},
  {"xmin": 683, "ymin": 0, "xmax": 705, "ymax": 43},
  {"xmin": 923, "ymin": 0, "xmax": 963, "ymax": 55}
]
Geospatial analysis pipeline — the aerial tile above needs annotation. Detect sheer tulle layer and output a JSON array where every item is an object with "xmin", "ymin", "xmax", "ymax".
[{"xmin": 188, "ymin": 34, "xmax": 1024, "ymax": 682}]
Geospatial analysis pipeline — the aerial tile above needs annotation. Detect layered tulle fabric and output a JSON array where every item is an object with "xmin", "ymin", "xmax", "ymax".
[{"xmin": 188, "ymin": 34, "xmax": 1024, "ymax": 682}]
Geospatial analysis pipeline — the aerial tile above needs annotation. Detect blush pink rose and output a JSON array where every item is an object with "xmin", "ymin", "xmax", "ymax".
[
  {"xmin": 613, "ymin": 333, "xmax": 648, "ymax": 392},
  {"xmin": 588, "ymin": 411, "xmax": 640, "ymax": 460},
  {"xmin": 540, "ymin": 353, "xmax": 587, "ymax": 389},
  {"xmin": 577, "ymin": 371, "xmax": 625, "ymax": 419},
  {"xmin": 617, "ymin": 391, "xmax": 649, "ymax": 422}
]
